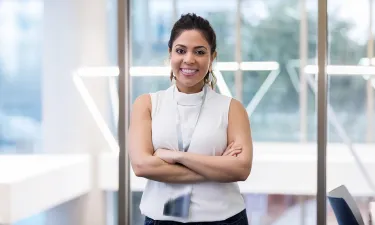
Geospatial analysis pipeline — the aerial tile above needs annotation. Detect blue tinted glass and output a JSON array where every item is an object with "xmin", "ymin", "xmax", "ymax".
[{"xmin": 0, "ymin": 0, "xmax": 43, "ymax": 153}]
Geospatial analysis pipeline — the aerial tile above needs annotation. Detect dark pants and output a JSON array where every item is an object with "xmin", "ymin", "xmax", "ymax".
[{"xmin": 144, "ymin": 209, "xmax": 249, "ymax": 225}]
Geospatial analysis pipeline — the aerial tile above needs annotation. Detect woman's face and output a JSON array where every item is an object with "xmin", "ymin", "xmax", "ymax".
[{"xmin": 170, "ymin": 30, "xmax": 216, "ymax": 93}]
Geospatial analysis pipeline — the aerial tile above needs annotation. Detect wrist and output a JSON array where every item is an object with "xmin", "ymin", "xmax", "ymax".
[{"xmin": 175, "ymin": 151, "xmax": 184, "ymax": 163}]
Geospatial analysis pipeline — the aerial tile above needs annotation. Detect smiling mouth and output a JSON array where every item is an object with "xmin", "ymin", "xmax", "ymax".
[{"xmin": 180, "ymin": 68, "xmax": 199, "ymax": 76}]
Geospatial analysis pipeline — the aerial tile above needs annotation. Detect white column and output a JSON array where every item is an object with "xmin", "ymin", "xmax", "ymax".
[{"xmin": 43, "ymin": 0, "xmax": 112, "ymax": 224}]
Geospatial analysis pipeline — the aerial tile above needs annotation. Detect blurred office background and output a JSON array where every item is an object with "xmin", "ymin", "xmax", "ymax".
[{"xmin": 0, "ymin": 0, "xmax": 374, "ymax": 225}]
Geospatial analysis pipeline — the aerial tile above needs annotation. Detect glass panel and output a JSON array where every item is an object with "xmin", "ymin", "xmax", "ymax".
[
  {"xmin": 327, "ymin": 0, "xmax": 368, "ymax": 142},
  {"xmin": 326, "ymin": 0, "xmax": 375, "ymax": 224},
  {"xmin": 0, "ymin": 1, "xmax": 44, "ymax": 223},
  {"xmin": 241, "ymin": 0, "xmax": 318, "ymax": 143},
  {"xmin": 241, "ymin": 0, "xmax": 318, "ymax": 224},
  {"xmin": 131, "ymin": 0, "xmax": 174, "ymax": 67},
  {"xmin": 1, "ymin": 0, "xmax": 118, "ymax": 224},
  {"xmin": 0, "ymin": 0, "xmax": 43, "ymax": 154}
]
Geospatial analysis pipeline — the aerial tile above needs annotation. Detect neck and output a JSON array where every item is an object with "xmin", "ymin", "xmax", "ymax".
[{"xmin": 176, "ymin": 81, "xmax": 205, "ymax": 94}]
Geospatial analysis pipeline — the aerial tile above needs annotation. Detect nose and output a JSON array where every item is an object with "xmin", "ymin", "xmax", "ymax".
[{"xmin": 183, "ymin": 52, "xmax": 195, "ymax": 64}]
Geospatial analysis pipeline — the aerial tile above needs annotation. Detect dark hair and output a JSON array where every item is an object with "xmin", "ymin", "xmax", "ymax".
[{"xmin": 168, "ymin": 13, "xmax": 217, "ymax": 88}]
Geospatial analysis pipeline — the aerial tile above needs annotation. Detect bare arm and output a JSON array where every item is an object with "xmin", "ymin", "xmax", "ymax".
[
  {"xmin": 175, "ymin": 99, "xmax": 253, "ymax": 182},
  {"xmin": 128, "ymin": 94, "xmax": 206, "ymax": 183}
]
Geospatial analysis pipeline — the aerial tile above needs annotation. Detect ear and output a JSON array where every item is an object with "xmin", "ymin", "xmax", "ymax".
[
  {"xmin": 211, "ymin": 51, "xmax": 217, "ymax": 61},
  {"xmin": 209, "ymin": 51, "xmax": 217, "ymax": 70}
]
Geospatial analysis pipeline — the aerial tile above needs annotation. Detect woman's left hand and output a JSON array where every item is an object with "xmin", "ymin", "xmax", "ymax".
[{"xmin": 154, "ymin": 149, "xmax": 182, "ymax": 164}]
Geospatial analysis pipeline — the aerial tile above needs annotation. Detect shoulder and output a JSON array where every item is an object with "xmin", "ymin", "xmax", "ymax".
[
  {"xmin": 228, "ymin": 98, "xmax": 250, "ymax": 123},
  {"xmin": 132, "ymin": 94, "xmax": 151, "ymax": 113},
  {"xmin": 229, "ymin": 98, "xmax": 246, "ymax": 113}
]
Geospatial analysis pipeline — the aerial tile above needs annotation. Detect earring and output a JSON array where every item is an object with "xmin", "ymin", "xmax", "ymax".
[{"xmin": 170, "ymin": 71, "xmax": 176, "ymax": 82}]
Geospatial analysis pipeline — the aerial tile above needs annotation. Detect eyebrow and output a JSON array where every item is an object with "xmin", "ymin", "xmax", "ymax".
[{"xmin": 174, "ymin": 44, "xmax": 208, "ymax": 50}]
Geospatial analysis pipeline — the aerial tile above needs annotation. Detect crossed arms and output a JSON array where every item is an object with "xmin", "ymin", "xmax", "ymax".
[{"xmin": 128, "ymin": 94, "xmax": 253, "ymax": 183}]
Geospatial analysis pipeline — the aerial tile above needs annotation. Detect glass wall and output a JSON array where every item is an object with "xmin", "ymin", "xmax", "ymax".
[
  {"xmin": 0, "ymin": 0, "xmax": 43, "ymax": 154},
  {"xmin": 240, "ymin": 0, "xmax": 316, "ymax": 142},
  {"xmin": 326, "ymin": 0, "xmax": 375, "ymax": 223},
  {"xmin": 0, "ymin": 0, "xmax": 118, "ymax": 224},
  {"xmin": 0, "ymin": 1, "xmax": 44, "ymax": 223},
  {"xmin": 327, "ymin": 0, "xmax": 369, "ymax": 143}
]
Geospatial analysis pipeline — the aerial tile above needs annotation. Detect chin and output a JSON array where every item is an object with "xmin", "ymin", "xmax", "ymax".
[
  {"xmin": 177, "ymin": 77, "xmax": 202, "ymax": 88},
  {"xmin": 178, "ymin": 72, "xmax": 204, "ymax": 84}
]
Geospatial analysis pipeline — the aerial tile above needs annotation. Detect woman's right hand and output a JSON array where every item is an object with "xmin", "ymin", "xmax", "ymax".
[{"xmin": 222, "ymin": 142, "xmax": 242, "ymax": 157}]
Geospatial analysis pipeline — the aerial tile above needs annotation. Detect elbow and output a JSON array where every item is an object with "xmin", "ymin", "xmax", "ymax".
[
  {"xmin": 238, "ymin": 164, "xmax": 252, "ymax": 181},
  {"xmin": 238, "ymin": 171, "xmax": 250, "ymax": 181},
  {"xmin": 132, "ymin": 161, "xmax": 148, "ymax": 177},
  {"xmin": 130, "ymin": 154, "xmax": 156, "ymax": 178},
  {"xmin": 131, "ymin": 155, "xmax": 159, "ymax": 178}
]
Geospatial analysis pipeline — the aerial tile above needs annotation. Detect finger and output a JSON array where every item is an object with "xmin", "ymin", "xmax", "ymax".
[
  {"xmin": 229, "ymin": 148, "xmax": 242, "ymax": 156},
  {"xmin": 224, "ymin": 145, "xmax": 242, "ymax": 154},
  {"xmin": 226, "ymin": 142, "xmax": 234, "ymax": 150},
  {"xmin": 223, "ymin": 148, "xmax": 242, "ymax": 156},
  {"xmin": 223, "ymin": 143, "xmax": 241, "ymax": 156},
  {"xmin": 223, "ymin": 149, "xmax": 239, "ymax": 156},
  {"xmin": 222, "ymin": 149, "xmax": 231, "ymax": 156},
  {"xmin": 229, "ymin": 149, "xmax": 242, "ymax": 156},
  {"xmin": 225, "ymin": 146, "xmax": 242, "ymax": 154},
  {"xmin": 222, "ymin": 143, "xmax": 234, "ymax": 155}
]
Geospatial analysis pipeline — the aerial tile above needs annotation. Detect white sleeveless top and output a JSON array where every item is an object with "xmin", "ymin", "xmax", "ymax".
[{"xmin": 139, "ymin": 84, "xmax": 246, "ymax": 222}]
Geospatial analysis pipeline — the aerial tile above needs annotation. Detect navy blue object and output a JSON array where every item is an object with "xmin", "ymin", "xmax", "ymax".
[
  {"xmin": 163, "ymin": 193, "xmax": 191, "ymax": 218},
  {"xmin": 328, "ymin": 196, "xmax": 359, "ymax": 225}
]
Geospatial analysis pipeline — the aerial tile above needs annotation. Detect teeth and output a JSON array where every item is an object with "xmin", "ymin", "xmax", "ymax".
[{"xmin": 181, "ymin": 69, "xmax": 197, "ymax": 74}]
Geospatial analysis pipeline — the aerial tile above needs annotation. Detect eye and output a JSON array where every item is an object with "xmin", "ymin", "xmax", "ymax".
[
  {"xmin": 176, "ymin": 48, "xmax": 185, "ymax": 54},
  {"xmin": 196, "ymin": 50, "xmax": 206, "ymax": 55}
]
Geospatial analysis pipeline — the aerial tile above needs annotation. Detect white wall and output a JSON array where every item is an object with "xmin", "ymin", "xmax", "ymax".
[{"xmin": 43, "ymin": 0, "xmax": 113, "ymax": 224}]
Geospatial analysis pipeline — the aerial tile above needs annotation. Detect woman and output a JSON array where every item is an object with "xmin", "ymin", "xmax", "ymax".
[{"xmin": 129, "ymin": 13, "xmax": 253, "ymax": 225}]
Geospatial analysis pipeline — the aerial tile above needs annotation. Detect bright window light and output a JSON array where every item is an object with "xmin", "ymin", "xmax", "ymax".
[
  {"xmin": 73, "ymin": 72, "xmax": 119, "ymax": 153},
  {"xmin": 77, "ymin": 66, "xmax": 119, "ymax": 77},
  {"xmin": 215, "ymin": 62, "xmax": 239, "ymax": 71},
  {"xmin": 129, "ymin": 66, "xmax": 170, "ymax": 76},
  {"xmin": 240, "ymin": 61, "xmax": 279, "ymax": 71},
  {"xmin": 358, "ymin": 57, "xmax": 375, "ymax": 66},
  {"xmin": 304, "ymin": 65, "xmax": 375, "ymax": 75}
]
